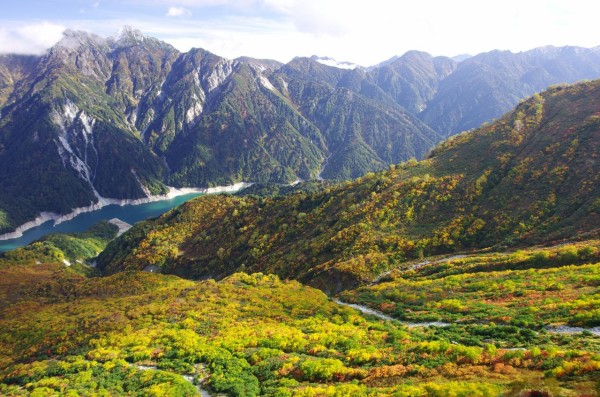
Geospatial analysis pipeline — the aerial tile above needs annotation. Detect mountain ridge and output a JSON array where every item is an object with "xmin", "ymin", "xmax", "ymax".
[
  {"xmin": 1, "ymin": 28, "xmax": 600, "ymax": 235},
  {"xmin": 1, "ymin": 66, "xmax": 600, "ymax": 397}
]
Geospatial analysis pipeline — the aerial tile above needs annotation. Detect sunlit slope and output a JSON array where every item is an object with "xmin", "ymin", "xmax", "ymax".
[{"xmin": 97, "ymin": 80, "xmax": 600, "ymax": 292}]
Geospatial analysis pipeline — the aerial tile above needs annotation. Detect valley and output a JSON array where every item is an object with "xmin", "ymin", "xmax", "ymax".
[
  {"xmin": 95, "ymin": 80, "xmax": 600, "ymax": 294},
  {"xmin": 1, "ymin": 243, "xmax": 598, "ymax": 396},
  {"xmin": 0, "ymin": 77, "xmax": 599, "ymax": 395},
  {"xmin": 0, "ymin": 18, "xmax": 600, "ymax": 397}
]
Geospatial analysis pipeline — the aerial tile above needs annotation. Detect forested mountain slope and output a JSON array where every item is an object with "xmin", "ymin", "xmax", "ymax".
[
  {"xmin": 0, "ymin": 28, "xmax": 438, "ymax": 233},
  {"xmin": 98, "ymin": 80, "xmax": 600, "ymax": 292},
  {"xmin": 418, "ymin": 46, "xmax": 600, "ymax": 136}
]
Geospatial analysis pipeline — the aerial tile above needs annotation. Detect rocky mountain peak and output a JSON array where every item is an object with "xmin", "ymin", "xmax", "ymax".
[
  {"xmin": 45, "ymin": 30, "xmax": 111, "ymax": 78},
  {"xmin": 55, "ymin": 29, "xmax": 107, "ymax": 51},
  {"xmin": 108, "ymin": 26, "xmax": 147, "ymax": 48}
]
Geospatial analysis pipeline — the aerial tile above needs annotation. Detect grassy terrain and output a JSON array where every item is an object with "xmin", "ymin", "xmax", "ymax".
[
  {"xmin": 340, "ymin": 240, "xmax": 600, "ymax": 343},
  {"xmin": 0, "ymin": 261, "xmax": 598, "ymax": 396},
  {"xmin": 0, "ymin": 221, "xmax": 118, "ymax": 279}
]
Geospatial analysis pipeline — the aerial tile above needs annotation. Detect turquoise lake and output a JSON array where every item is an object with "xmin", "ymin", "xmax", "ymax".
[{"xmin": 0, "ymin": 193, "xmax": 203, "ymax": 252}]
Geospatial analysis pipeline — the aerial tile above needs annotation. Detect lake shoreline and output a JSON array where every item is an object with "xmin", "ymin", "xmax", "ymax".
[{"xmin": 0, "ymin": 182, "xmax": 251, "ymax": 241}]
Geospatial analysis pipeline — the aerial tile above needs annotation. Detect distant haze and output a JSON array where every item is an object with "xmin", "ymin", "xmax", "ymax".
[{"xmin": 1, "ymin": 0, "xmax": 599, "ymax": 66}]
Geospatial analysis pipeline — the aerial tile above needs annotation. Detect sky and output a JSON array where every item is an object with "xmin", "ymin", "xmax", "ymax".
[{"xmin": 1, "ymin": 0, "xmax": 599, "ymax": 66}]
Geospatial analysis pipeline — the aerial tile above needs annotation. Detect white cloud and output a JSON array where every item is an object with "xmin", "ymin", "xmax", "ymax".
[
  {"xmin": 48, "ymin": 0, "xmax": 600, "ymax": 67},
  {"xmin": 1, "ymin": 0, "xmax": 600, "ymax": 65},
  {"xmin": 166, "ymin": 6, "xmax": 192, "ymax": 17},
  {"xmin": 0, "ymin": 22, "xmax": 65, "ymax": 55},
  {"xmin": 247, "ymin": 0, "xmax": 600, "ymax": 64},
  {"xmin": 151, "ymin": 0, "xmax": 259, "ymax": 7}
]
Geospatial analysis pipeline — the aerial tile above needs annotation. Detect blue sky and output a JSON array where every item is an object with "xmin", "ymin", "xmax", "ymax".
[{"xmin": 1, "ymin": 0, "xmax": 599, "ymax": 66}]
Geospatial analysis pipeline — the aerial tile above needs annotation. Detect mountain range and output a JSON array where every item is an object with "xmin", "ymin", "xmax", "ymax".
[{"xmin": 2, "ymin": 26, "xmax": 600, "ymax": 234}]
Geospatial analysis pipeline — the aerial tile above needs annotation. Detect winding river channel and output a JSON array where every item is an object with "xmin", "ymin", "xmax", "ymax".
[{"xmin": 334, "ymin": 299, "xmax": 600, "ymax": 336}]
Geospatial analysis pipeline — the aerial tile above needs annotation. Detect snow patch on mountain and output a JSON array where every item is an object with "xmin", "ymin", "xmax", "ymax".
[
  {"xmin": 80, "ymin": 112, "xmax": 94, "ymax": 136},
  {"xmin": 185, "ymin": 77, "xmax": 207, "ymax": 127},
  {"xmin": 279, "ymin": 77, "xmax": 289, "ymax": 92},
  {"xmin": 53, "ymin": 100, "xmax": 78, "ymax": 127},
  {"xmin": 130, "ymin": 169, "xmax": 152, "ymax": 196},
  {"xmin": 55, "ymin": 135, "xmax": 90, "ymax": 181},
  {"xmin": 313, "ymin": 56, "xmax": 359, "ymax": 70},
  {"xmin": 186, "ymin": 99, "xmax": 204, "ymax": 125},
  {"xmin": 140, "ymin": 109, "xmax": 155, "ymax": 142}
]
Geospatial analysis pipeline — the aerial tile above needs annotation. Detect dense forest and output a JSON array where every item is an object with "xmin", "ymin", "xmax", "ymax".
[{"xmin": 1, "ymin": 242, "xmax": 599, "ymax": 396}]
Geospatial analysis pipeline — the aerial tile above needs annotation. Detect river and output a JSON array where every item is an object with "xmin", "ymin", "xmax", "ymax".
[{"xmin": 0, "ymin": 192, "xmax": 204, "ymax": 252}]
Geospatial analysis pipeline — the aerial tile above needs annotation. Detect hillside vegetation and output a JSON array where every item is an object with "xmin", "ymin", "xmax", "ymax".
[
  {"xmin": 341, "ymin": 240, "xmax": 600, "ymax": 328},
  {"xmin": 1, "ymin": 221, "xmax": 118, "ymax": 276},
  {"xmin": 1, "ymin": 260, "xmax": 598, "ymax": 396},
  {"xmin": 98, "ymin": 80, "xmax": 600, "ymax": 292}
]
